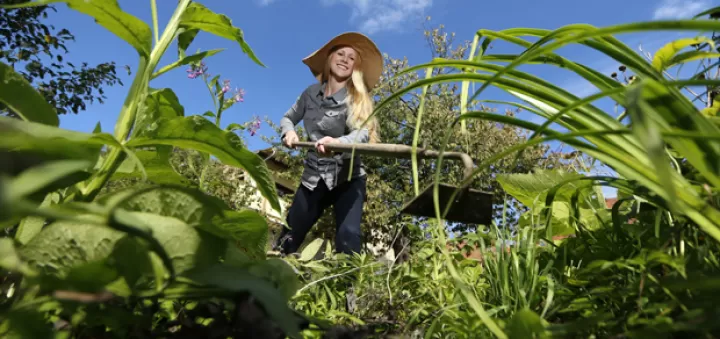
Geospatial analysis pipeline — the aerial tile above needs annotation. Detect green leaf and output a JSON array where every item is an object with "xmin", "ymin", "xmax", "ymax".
[
  {"xmin": 106, "ymin": 186, "xmax": 269, "ymax": 261},
  {"xmin": 0, "ymin": 61, "xmax": 58, "ymax": 126},
  {"xmin": 179, "ymin": 2, "xmax": 265, "ymax": 67},
  {"xmin": 0, "ymin": 307, "xmax": 54, "ymax": 339},
  {"xmin": 0, "ymin": 116, "xmax": 119, "ymax": 162},
  {"xmin": 299, "ymin": 238, "xmax": 325, "ymax": 261},
  {"xmin": 112, "ymin": 150, "xmax": 192, "ymax": 186},
  {"xmin": 153, "ymin": 48, "xmax": 225, "ymax": 79},
  {"xmin": 506, "ymin": 309, "xmax": 549, "ymax": 339},
  {"xmin": 126, "ymin": 116, "xmax": 281, "ymax": 213},
  {"xmin": 15, "ymin": 192, "xmax": 59, "ymax": 245},
  {"xmin": 226, "ymin": 123, "xmax": 245, "ymax": 132},
  {"xmin": 247, "ymin": 258, "xmax": 301, "ymax": 300},
  {"xmin": 111, "ymin": 211, "xmax": 227, "ymax": 275},
  {"xmin": 133, "ymin": 88, "xmax": 185, "ymax": 138},
  {"xmin": 497, "ymin": 169, "xmax": 600, "ymax": 209},
  {"xmin": 0, "ymin": 238, "xmax": 36, "ymax": 276},
  {"xmin": 103, "ymin": 185, "xmax": 228, "ymax": 226},
  {"xmin": 184, "ymin": 264, "xmax": 303, "ymax": 338},
  {"xmin": 701, "ymin": 96, "xmax": 720, "ymax": 117},
  {"xmin": 203, "ymin": 209, "xmax": 269, "ymax": 261},
  {"xmin": 178, "ymin": 28, "xmax": 199, "ymax": 58},
  {"xmin": 668, "ymin": 51, "xmax": 720, "ymax": 69},
  {"xmin": 652, "ymin": 37, "xmax": 713, "ymax": 71},
  {"xmin": 20, "ymin": 220, "xmax": 125, "ymax": 277},
  {"xmin": 8, "ymin": 160, "xmax": 93, "ymax": 201},
  {"xmin": 1, "ymin": 0, "xmax": 151, "ymax": 57},
  {"xmin": 110, "ymin": 237, "xmax": 153, "ymax": 289}
]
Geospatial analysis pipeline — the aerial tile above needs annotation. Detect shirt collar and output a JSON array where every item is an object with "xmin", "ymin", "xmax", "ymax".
[{"xmin": 317, "ymin": 82, "xmax": 347, "ymax": 104}]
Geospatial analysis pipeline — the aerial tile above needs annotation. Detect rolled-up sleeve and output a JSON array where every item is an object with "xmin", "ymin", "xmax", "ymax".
[{"xmin": 280, "ymin": 94, "xmax": 305, "ymax": 138}]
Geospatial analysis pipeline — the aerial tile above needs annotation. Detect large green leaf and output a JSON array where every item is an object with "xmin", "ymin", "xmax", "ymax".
[
  {"xmin": 14, "ymin": 193, "xmax": 59, "ymax": 245},
  {"xmin": 0, "ymin": 116, "xmax": 119, "ymax": 162},
  {"xmin": 111, "ymin": 211, "xmax": 227, "ymax": 275},
  {"xmin": 178, "ymin": 2, "xmax": 265, "ymax": 67},
  {"xmin": 0, "ymin": 238, "xmax": 36, "ymax": 276},
  {"xmin": 126, "ymin": 116, "xmax": 281, "ymax": 213},
  {"xmin": 0, "ymin": 307, "xmax": 54, "ymax": 339},
  {"xmin": 184, "ymin": 263, "xmax": 303, "ymax": 338},
  {"xmin": 177, "ymin": 28, "xmax": 199, "ymax": 58},
  {"xmin": 0, "ymin": 61, "xmax": 58, "ymax": 126},
  {"xmin": 20, "ymin": 220, "xmax": 125, "ymax": 277},
  {"xmin": 103, "ymin": 185, "xmax": 228, "ymax": 226},
  {"xmin": 1, "ymin": 0, "xmax": 152, "ymax": 57},
  {"xmin": 204, "ymin": 209, "xmax": 269, "ymax": 261},
  {"xmin": 506, "ymin": 308, "xmax": 549, "ymax": 339},
  {"xmin": 651, "ymin": 37, "xmax": 713, "ymax": 71},
  {"xmin": 106, "ymin": 186, "xmax": 270, "ymax": 261},
  {"xmin": 497, "ymin": 169, "xmax": 602, "ymax": 209},
  {"xmin": 152, "ymin": 48, "xmax": 225, "ymax": 79},
  {"xmin": 21, "ymin": 210, "xmax": 227, "ymax": 286},
  {"xmin": 132, "ymin": 88, "xmax": 185, "ymax": 139},
  {"xmin": 112, "ymin": 150, "xmax": 192, "ymax": 186},
  {"xmin": 7, "ymin": 160, "xmax": 93, "ymax": 201}
]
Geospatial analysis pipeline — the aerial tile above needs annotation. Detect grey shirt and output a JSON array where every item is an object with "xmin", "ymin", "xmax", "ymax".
[{"xmin": 280, "ymin": 82, "xmax": 369, "ymax": 191}]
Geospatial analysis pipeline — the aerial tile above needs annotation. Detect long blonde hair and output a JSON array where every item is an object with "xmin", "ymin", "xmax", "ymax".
[{"xmin": 323, "ymin": 46, "xmax": 380, "ymax": 143}]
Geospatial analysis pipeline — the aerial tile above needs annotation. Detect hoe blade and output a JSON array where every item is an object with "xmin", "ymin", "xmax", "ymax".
[{"xmin": 400, "ymin": 183, "xmax": 494, "ymax": 225}]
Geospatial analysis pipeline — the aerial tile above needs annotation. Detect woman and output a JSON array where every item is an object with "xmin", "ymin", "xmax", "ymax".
[{"xmin": 274, "ymin": 32, "xmax": 382, "ymax": 256}]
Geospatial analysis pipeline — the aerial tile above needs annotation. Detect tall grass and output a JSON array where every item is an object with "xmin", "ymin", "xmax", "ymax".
[{"xmin": 369, "ymin": 12, "xmax": 720, "ymax": 338}]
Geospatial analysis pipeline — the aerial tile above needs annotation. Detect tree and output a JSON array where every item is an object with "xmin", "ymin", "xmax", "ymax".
[
  {"xmin": 261, "ymin": 21, "xmax": 585, "ymax": 255},
  {"xmin": 0, "ymin": 0, "xmax": 123, "ymax": 117}
]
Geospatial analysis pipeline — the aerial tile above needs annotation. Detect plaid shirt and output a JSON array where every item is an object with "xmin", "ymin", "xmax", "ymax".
[{"xmin": 280, "ymin": 82, "xmax": 368, "ymax": 191}]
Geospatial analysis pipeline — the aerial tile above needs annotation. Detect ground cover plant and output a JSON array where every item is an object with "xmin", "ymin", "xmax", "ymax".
[{"xmin": 3, "ymin": 0, "xmax": 720, "ymax": 338}]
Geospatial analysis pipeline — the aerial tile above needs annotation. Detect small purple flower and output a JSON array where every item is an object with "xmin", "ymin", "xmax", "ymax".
[
  {"xmin": 249, "ymin": 117, "xmax": 261, "ymax": 136},
  {"xmin": 232, "ymin": 88, "xmax": 245, "ymax": 102},
  {"xmin": 222, "ymin": 79, "xmax": 231, "ymax": 93},
  {"xmin": 186, "ymin": 61, "xmax": 208, "ymax": 79}
]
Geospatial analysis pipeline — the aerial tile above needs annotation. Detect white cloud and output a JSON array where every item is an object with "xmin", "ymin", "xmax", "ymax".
[
  {"xmin": 321, "ymin": 0, "xmax": 433, "ymax": 34},
  {"xmin": 257, "ymin": 0, "xmax": 277, "ymax": 6},
  {"xmin": 652, "ymin": 0, "xmax": 711, "ymax": 19}
]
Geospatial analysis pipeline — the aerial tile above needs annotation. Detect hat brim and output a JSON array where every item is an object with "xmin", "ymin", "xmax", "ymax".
[{"xmin": 302, "ymin": 32, "xmax": 383, "ymax": 90}]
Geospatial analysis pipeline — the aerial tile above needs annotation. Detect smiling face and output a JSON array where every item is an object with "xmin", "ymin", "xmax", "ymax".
[{"xmin": 327, "ymin": 46, "xmax": 358, "ymax": 81}]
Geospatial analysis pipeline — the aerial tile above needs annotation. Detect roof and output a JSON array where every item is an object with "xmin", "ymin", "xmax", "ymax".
[{"xmin": 255, "ymin": 147, "xmax": 296, "ymax": 194}]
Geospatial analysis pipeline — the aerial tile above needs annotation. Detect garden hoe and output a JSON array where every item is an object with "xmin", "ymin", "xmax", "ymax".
[{"xmin": 292, "ymin": 141, "xmax": 494, "ymax": 226}]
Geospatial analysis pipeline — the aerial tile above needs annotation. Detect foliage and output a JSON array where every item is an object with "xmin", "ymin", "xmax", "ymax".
[
  {"xmin": 0, "ymin": 0, "xmax": 313, "ymax": 337},
  {"xmin": 282, "ymin": 7, "xmax": 720, "ymax": 339},
  {"xmin": 0, "ymin": 0, "xmax": 123, "ymax": 118},
  {"xmin": 260, "ymin": 21, "xmax": 583, "ymax": 259},
  {"xmin": 5, "ymin": 0, "xmax": 720, "ymax": 338}
]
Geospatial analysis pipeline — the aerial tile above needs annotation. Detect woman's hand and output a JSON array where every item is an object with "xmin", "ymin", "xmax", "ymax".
[
  {"xmin": 283, "ymin": 131, "xmax": 299, "ymax": 148},
  {"xmin": 315, "ymin": 136, "xmax": 337, "ymax": 156}
]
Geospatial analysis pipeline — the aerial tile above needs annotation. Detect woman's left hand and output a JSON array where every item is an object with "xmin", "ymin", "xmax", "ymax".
[{"xmin": 315, "ymin": 136, "xmax": 337, "ymax": 155}]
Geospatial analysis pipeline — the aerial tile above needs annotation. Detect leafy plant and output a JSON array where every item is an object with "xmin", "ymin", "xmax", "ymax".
[{"xmin": 0, "ymin": 0, "xmax": 311, "ymax": 337}]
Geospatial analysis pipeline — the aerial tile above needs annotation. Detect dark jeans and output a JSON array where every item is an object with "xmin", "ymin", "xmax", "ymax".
[{"xmin": 276, "ymin": 176, "xmax": 367, "ymax": 255}]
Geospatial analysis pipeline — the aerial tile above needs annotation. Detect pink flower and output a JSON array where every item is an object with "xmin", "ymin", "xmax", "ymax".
[
  {"xmin": 222, "ymin": 79, "xmax": 231, "ymax": 93},
  {"xmin": 249, "ymin": 117, "xmax": 261, "ymax": 136},
  {"xmin": 186, "ymin": 61, "xmax": 208, "ymax": 79},
  {"xmin": 233, "ymin": 88, "xmax": 245, "ymax": 102}
]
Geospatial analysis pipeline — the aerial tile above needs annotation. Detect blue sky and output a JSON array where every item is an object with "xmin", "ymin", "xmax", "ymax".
[{"xmin": 42, "ymin": 0, "xmax": 720, "ymax": 198}]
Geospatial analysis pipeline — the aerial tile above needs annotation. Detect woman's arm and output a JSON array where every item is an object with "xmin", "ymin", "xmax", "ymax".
[
  {"xmin": 336, "ymin": 126, "xmax": 369, "ymax": 144},
  {"xmin": 280, "ymin": 94, "xmax": 306, "ymax": 139}
]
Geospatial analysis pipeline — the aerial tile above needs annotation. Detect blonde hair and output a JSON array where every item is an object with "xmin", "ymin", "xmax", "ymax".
[{"xmin": 323, "ymin": 46, "xmax": 380, "ymax": 143}]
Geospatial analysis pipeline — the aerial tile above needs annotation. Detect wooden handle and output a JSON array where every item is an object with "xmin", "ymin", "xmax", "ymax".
[{"xmin": 290, "ymin": 141, "xmax": 474, "ymax": 181}]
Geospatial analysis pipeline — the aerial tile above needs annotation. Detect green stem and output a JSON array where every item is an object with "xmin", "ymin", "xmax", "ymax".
[
  {"xmin": 151, "ymin": 0, "xmax": 159, "ymax": 44},
  {"xmin": 77, "ymin": 0, "xmax": 192, "ymax": 202}
]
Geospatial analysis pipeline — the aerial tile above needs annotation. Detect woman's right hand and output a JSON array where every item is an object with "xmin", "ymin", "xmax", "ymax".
[{"xmin": 283, "ymin": 131, "xmax": 299, "ymax": 148}]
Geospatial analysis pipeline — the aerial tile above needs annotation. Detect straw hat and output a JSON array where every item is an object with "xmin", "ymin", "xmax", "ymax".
[{"xmin": 302, "ymin": 32, "xmax": 383, "ymax": 90}]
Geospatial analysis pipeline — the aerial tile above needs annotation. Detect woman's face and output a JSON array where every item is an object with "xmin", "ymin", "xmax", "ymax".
[{"xmin": 328, "ymin": 46, "xmax": 357, "ymax": 80}]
